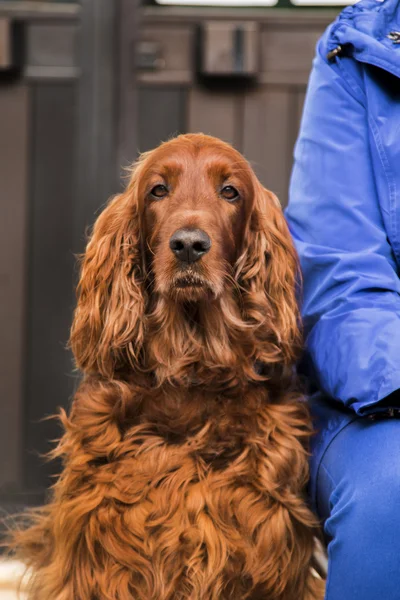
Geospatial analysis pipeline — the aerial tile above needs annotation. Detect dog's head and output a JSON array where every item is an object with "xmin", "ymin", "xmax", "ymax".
[
  {"xmin": 70, "ymin": 134, "xmax": 300, "ymax": 383},
  {"xmin": 143, "ymin": 135, "xmax": 252, "ymax": 302}
]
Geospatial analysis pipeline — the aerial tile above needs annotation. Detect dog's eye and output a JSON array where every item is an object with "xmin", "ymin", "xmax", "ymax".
[
  {"xmin": 221, "ymin": 186, "xmax": 239, "ymax": 202},
  {"xmin": 150, "ymin": 184, "xmax": 168, "ymax": 199}
]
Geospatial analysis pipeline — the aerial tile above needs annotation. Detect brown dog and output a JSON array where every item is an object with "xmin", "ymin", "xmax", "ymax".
[{"xmin": 11, "ymin": 134, "xmax": 324, "ymax": 600}]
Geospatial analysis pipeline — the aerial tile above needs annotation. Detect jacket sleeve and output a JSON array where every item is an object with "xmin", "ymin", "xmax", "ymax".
[{"xmin": 285, "ymin": 44, "xmax": 400, "ymax": 415}]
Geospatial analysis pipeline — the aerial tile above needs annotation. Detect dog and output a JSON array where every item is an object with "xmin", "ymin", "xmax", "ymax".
[{"xmin": 10, "ymin": 134, "xmax": 324, "ymax": 599}]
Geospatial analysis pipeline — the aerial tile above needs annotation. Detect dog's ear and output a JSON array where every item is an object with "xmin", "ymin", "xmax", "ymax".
[
  {"xmin": 70, "ymin": 160, "xmax": 148, "ymax": 378},
  {"xmin": 236, "ymin": 179, "xmax": 301, "ymax": 366}
]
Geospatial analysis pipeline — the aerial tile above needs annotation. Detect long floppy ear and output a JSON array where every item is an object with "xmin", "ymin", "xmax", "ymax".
[
  {"xmin": 70, "ymin": 161, "xmax": 148, "ymax": 378},
  {"xmin": 236, "ymin": 180, "xmax": 301, "ymax": 366}
]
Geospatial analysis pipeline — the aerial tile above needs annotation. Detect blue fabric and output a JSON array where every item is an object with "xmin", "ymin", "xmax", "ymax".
[
  {"xmin": 310, "ymin": 394, "xmax": 400, "ymax": 599},
  {"xmin": 286, "ymin": 3, "xmax": 400, "ymax": 592},
  {"xmin": 286, "ymin": 0, "xmax": 400, "ymax": 419}
]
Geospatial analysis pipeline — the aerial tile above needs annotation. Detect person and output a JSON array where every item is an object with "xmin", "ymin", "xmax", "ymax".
[{"xmin": 285, "ymin": 0, "xmax": 400, "ymax": 597}]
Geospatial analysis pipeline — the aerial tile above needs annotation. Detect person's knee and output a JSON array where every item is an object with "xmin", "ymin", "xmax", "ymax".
[
  {"xmin": 323, "ymin": 467, "xmax": 400, "ymax": 599},
  {"xmin": 316, "ymin": 418, "xmax": 400, "ymax": 599},
  {"xmin": 321, "ymin": 418, "xmax": 400, "ymax": 543}
]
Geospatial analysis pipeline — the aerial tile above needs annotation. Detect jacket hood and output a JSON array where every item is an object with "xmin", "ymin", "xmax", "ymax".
[{"xmin": 322, "ymin": 0, "xmax": 400, "ymax": 77}]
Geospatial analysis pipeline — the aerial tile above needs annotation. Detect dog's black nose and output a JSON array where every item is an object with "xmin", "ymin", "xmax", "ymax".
[{"xmin": 169, "ymin": 228, "xmax": 211, "ymax": 263}]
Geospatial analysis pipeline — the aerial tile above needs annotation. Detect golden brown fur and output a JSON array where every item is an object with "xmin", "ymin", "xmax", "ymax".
[{"xmin": 10, "ymin": 134, "xmax": 324, "ymax": 599}]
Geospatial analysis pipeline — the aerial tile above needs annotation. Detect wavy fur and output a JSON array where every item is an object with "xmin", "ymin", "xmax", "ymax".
[{"xmin": 9, "ymin": 134, "xmax": 324, "ymax": 600}]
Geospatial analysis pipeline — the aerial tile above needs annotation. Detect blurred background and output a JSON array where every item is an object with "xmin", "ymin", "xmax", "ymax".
[{"xmin": 0, "ymin": 0, "xmax": 346, "ymax": 520}]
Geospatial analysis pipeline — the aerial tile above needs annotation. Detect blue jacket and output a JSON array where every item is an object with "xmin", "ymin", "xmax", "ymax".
[{"xmin": 286, "ymin": 0, "xmax": 400, "ymax": 417}]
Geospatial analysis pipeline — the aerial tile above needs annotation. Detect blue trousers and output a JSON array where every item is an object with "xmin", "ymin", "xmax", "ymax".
[{"xmin": 310, "ymin": 397, "xmax": 400, "ymax": 599}]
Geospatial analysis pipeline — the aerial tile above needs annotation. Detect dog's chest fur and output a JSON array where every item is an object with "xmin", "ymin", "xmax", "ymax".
[{"xmin": 53, "ymin": 383, "xmax": 319, "ymax": 599}]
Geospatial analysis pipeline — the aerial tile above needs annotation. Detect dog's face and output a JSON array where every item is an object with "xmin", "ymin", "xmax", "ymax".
[
  {"xmin": 70, "ymin": 134, "xmax": 300, "ymax": 380},
  {"xmin": 140, "ymin": 138, "xmax": 253, "ymax": 301}
]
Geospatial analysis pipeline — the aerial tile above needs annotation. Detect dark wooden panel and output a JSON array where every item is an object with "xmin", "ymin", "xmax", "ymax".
[
  {"xmin": 141, "ymin": 7, "xmax": 338, "ymax": 27},
  {"xmin": 243, "ymin": 86, "xmax": 291, "ymax": 206},
  {"xmin": 0, "ymin": 18, "xmax": 11, "ymax": 68},
  {"xmin": 261, "ymin": 28, "xmax": 321, "ymax": 77},
  {"xmin": 188, "ymin": 86, "xmax": 242, "ymax": 149},
  {"xmin": 286, "ymin": 86, "xmax": 308, "ymax": 195},
  {"xmin": 74, "ymin": 0, "xmax": 119, "ymax": 252},
  {"xmin": 289, "ymin": 86, "xmax": 307, "ymax": 167},
  {"xmin": 0, "ymin": 2, "xmax": 80, "ymax": 20},
  {"xmin": 26, "ymin": 23, "xmax": 78, "ymax": 68},
  {"xmin": 138, "ymin": 10, "xmax": 335, "ymax": 85},
  {"xmin": 117, "ymin": 0, "xmax": 140, "ymax": 172},
  {"xmin": 24, "ymin": 22, "xmax": 79, "ymax": 81},
  {"xmin": 0, "ymin": 82, "xmax": 29, "ymax": 493},
  {"xmin": 138, "ymin": 86, "xmax": 187, "ymax": 152},
  {"xmin": 137, "ymin": 24, "xmax": 193, "ymax": 85},
  {"xmin": 24, "ymin": 82, "xmax": 77, "ymax": 492}
]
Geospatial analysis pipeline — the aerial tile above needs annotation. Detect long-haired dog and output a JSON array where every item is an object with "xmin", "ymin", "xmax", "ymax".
[{"xmin": 10, "ymin": 134, "xmax": 324, "ymax": 599}]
